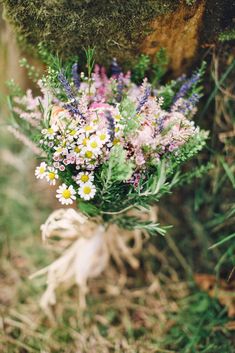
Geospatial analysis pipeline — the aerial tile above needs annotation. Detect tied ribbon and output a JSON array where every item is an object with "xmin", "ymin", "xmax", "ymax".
[{"xmin": 30, "ymin": 208, "xmax": 149, "ymax": 317}]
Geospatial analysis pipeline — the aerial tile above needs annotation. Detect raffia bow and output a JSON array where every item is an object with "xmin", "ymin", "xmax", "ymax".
[{"xmin": 30, "ymin": 207, "xmax": 155, "ymax": 316}]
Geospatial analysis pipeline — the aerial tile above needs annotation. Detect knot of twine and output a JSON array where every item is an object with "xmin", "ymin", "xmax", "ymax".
[{"xmin": 30, "ymin": 208, "xmax": 156, "ymax": 317}]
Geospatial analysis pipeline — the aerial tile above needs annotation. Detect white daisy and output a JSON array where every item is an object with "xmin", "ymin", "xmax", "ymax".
[
  {"xmin": 71, "ymin": 144, "xmax": 82, "ymax": 156},
  {"xmin": 76, "ymin": 171, "xmax": 94, "ymax": 185},
  {"xmin": 77, "ymin": 134, "xmax": 89, "ymax": 147},
  {"xmin": 41, "ymin": 125, "xmax": 58, "ymax": 140},
  {"xmin": 35, "ymin": 162, "xmax": 47, "ymax": 179},
  {"xmin": 56, "ymin": 184, "xmax": 76, "ymax": 205},
  {"xmin": 46, "ymin": 167, "xmax": 59, "ymax": 185},
  {"xmin": 81, "ymin": 124, "xmax": 95, "ymax": 135},
  {"xmin": 82, "ymin": 148, "xmax": 96, "ymax": 161},
  {"xmin": 86, "ymin": 137, "xmax": 102, "ymax": 154},
  {"xmin": 97, "ymin": 130, "xmax": 109, "ymax": 144},
  {"xmin": 78, "ymin": 182, "xmax": 96, "ymax": 200},
  {"xmin": 66, "ymin": 128, "xmax": 79, "ymax": 141}
]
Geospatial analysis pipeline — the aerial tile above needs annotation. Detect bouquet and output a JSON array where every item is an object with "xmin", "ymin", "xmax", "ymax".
[{"xmin": 8, "ymin": 52, "xmax": 208, "ymax": 313}]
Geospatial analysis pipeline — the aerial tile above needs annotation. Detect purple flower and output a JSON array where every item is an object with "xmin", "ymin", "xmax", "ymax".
[
  {"xmin": 58, "ymin": 71, "xmax": 74, "ymax": 101},
  {"xmin": 156, "ymin": 115, "xmax": 166, "ymax": 134},
  {"xmin": 72, "ymin": 63, "xmax": 81, "ymax": 90},
  {"xmin": 111, "ymin": 58, "xmax": 122, "ymax": 78},
  {"xmin": 58, "ymin": 70, "xmax": 85, "ymax": 120},
  {"xmin": 136, "ymin": 84, "xmax": 151, "ymax": 113},
  {"xmin": 105, "ymin": 110, "xmax": 115, "ymax": 142},
  {"xmin": 174, "ymin": 72, "xmax": 200, "ymax": 102},
  {"xmin": 116, "ymin": 74, "xmax": 124, "ymax": 103}
]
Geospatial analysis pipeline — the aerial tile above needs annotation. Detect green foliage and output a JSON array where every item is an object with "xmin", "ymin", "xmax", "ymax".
[
  {"xmin": 218, "ymin": 29, "xmax": 235, "ymax": 42},
  {"xmin": 6, "ymin": 79, "xmax": 23, "ymax": 97},
  {"xmin": 132, "ymin": 49, "xmax": 169, "ymax": 85},
  {"xmin": 168, "ymin": 130, "xmax": 209, "ymax": 174},
  {"xmin": 178, "ymin": 162, "xmax": 214, "ymax": 186},
  {"xmin": 132, "ymin": 54, "xmax": 151, "ymax": 83},
  {"xmin": 101, "ymin": 145, "xmax": 134, "ymax": 184},
  {"xmin": 151, "ymin": 48, "xmax": 169, "ymax": 86},
  {"xmin": 19, "ymin": 57, "xmax": 40, "ymax": 82},
  {"xmin": 160, "ymin": 292, "xmax": 234, "ymax": 353},
  {"xmin": 114, "ymin": 215, "xmax": 171, "ymax": 236}
]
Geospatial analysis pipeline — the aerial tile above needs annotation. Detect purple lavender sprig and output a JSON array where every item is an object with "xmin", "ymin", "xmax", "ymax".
[
  {"xmin": 174, "ymin": 72, "xmax": 200, "ymax": 102},
  {"xmin": 58, "ymin": 70, "xmax": 85, "ymax": 120},
  {"xmin": 172, "ymin": 93, "xmax": 200, "ymax": 115},
  {"xmin": 72, "ymin": 63, "xmax": 81, "ymax": 90},
  {"xmin": 116, "ymin": 74, "xmax": 124, "ymax": 103},
  {"xmin": 111, "ymin": 58, "xmax": 122, "ymax": 78},
  {"xmin": 105, "ymin": 110, "xmax": 115, "ymax": 142},
  {"xmin": 58, "ymin": 71, "xmax": 75, "ymax": 101},
  {"xmin": 136, "ymin": 84, "xmax": 151, "ymax": 113},
  {"xmin": 156, "ymin": 115, "xmax": 166, "ymax": 134}
]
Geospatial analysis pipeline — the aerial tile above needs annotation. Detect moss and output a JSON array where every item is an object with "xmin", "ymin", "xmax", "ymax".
[
  {"xmin": 2, "ymin": 0, "xmax": 177, "ymax": 67},
  {"xmin": 201, "ymin": 0, "xmax": 235, "ymax": 44},
  {"xmin": 219, "ymin": 29, "xmax": 235, "ymax": 42}
]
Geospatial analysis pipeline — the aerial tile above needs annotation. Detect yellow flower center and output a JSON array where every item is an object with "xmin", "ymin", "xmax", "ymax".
[
  {"xmin": 99, "ymin": 134, "xmax": 106, "ymax": 141},
  {"xmin": 48, "ymin": 172, "xmax": 55, "ymax": 180},
  {"xmin": 74, "ymin": 146, "xmax": 81, "ymax": 153},
  {"xmin": 85, "ymin": 151, "xmax": 93, "ymax": 159},
  {"xmin": 113, "ymin": 138, "xmax": 120, "ymax": 145},
  {"xmin": 39, "ymin": 167, "xmax": 45, "ymax": 174},
  {"xmin": 56, "ymin": 147, "xmax": 63, "ymax": 153},
  {"xmin": 83, "ymin": 186, "xmax": 91, "ymax": 195},
  {"xmin": 115, "ymin": 114, "xmax": 121, "ymax": 121},
  {"xmin": 47, "ymin": 128, "xmax": 54, "ymax": 135},
  {"xmin": 82, "ymin": 138, "xmax": 88, "ymax": 146},
  {"xmin": 84, "ymin": 125, "xmax": 92, "ymax": 132},
  {"xmin": 90, "ymin": 141, "xmax": 98, "ymax": 148},
  {"xmin": 62, "ymin": 189, "xmax": 71, "ymax": 199},
  {"xmin": 81, "ymin": 175, "xmax": 89, "ymax": 182},
  {"xmin": 69, "ymin": 130, "xmax": 76, "ymax": 136}
]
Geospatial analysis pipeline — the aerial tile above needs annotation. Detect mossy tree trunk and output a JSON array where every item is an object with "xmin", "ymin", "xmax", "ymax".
[{"xmin": 1, "ymin": 0, "xmax": 235, "ymax": 74}]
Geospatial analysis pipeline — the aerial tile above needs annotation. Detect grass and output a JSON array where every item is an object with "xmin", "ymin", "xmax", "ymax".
[{"xmin": 0, "ymin": 48, "xmax": 235, "ymax": 352}]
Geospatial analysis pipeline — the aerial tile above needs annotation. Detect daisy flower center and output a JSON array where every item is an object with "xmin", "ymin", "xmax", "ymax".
[
  {"xmin": 70, "ymin": 130, "xmax": 76, "ymax": 136},
  {"xmin": 62, "ymin": 189, "xmax": 71, "ymax": 199},
  {"xmin": 100, "ymin": 134, "xmax": 106, "ymax": 141},
  {"xmin": 90, "ymin": 141, "xmax": 98, "ymax": 148},
  {"xmin": 85, "ymin": 151, "xmax": 93, "ymax": 159},
  {"xmin": 81, "ymin": 175, "xmax": 89, "ymax": 183},
  {"xmin": 82, "ymin": 138, "xmax": 88, "ymax": 146},
  {"xmin": 47, "ymin": 128, "xmax": 54, "ymax": 135},
  {"xmin": 83, "ymin": 186, "xmax": 92, "ymax": 195},
  {"xmin": 48, "ymin": 172, "xmax": 55, "ymax": 180},
  {"xmin": 74, "ymin": 146, "xmax": 81, "ymax": 153},
  {"xmin": 84, "ymin": 125, "xmax": 92, "ymax": 132},
  {"xmin": 39, "ymin": 167, "xmax": 45, "ymax": 174}
]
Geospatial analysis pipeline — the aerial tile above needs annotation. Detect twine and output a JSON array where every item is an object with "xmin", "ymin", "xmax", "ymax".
[{"xmin": 30, "ymin": 207, "xmax": 156, "ymax": 317}]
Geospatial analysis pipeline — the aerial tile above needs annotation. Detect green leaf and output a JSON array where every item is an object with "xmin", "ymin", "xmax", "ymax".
[{"xmin": 78, "ymin": 201, "xmax": 100, "ymax": 217}]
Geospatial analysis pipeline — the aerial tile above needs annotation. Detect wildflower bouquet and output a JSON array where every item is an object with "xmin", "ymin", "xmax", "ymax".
[{"xmin": 8, "ymin": 53, "xmax": 208, "ymax": 311}]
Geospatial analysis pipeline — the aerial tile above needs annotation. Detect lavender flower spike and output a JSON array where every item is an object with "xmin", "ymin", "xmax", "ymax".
[
  {"xmin": 105, "ymin": 110, "xmax": 115, "ymax": 142},
  {"xmin": 72, "ymin": 63, "xmax": 81, "ymax": 90},
  {"xmin": 58, "ymin": 70, "xmax": 85, "ymax": 121},
  {"xmin": 116, "ymin": 73, "xmax": 124, "ymax": 103},
  {"xmin": 174, "ymin": 72, "xmax": 200, "ymax": 102},
  {"xmin": 136, "ymin": 80, "xmax": 151, "ymax": 113},
  {"xmin": 58, "ymin": 71, "xmax": 74, "ymax": 101},
  {"xmin": 111, "ymin": 57, "xmax": 122, "ymax": 78}
]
